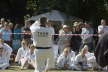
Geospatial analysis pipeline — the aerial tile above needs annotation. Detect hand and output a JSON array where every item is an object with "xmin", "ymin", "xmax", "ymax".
[{"xmin": 64, "ymin": 64, "xmax": 68, "ymax": 68}]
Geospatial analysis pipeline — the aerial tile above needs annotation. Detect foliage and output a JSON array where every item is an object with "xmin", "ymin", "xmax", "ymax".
[{"xmin": 26, "ymin": 0, "xmax": 108, "ymax": 26}]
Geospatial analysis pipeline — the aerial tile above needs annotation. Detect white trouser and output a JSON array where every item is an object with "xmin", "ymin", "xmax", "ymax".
[
  {"xmin": 20, "ymin": 58, "xmax": 28, "ymax": 68},
  {"xmin": 20, "ymin": 57, "xmax": 36, "ymax": 69},
  {"xmin": 52, "ymin": 44, "xmax": 59, "ymax": 59},
  {"xmin": 0, "ymin": 63, "xmax": 9, "ymax": 70},
  {"xmin": 87, "ymin": 56, "xmax": 98, "ymax": 68},
  {"xmin": 7, "ymin": 51, "xmax": 12, "ymax": 63},
  {"xmin": 34, "ymin": 48, "xmax": 55, "ymax": 72}
]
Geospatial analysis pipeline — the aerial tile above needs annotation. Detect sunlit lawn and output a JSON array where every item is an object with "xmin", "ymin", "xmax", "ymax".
[{"xmin": 0, "ymin": 65, "xmax": 99, "ymax": 72}]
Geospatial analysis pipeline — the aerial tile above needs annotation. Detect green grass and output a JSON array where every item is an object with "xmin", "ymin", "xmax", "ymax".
[{"xmin": 0, "ymin": 65, "xmax": 99, "ymax": 72}]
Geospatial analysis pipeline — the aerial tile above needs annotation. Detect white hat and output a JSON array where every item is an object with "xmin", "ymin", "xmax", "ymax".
[{"xmin": 63, "ymin": 25, "xmax": 69, "ymax": 28}]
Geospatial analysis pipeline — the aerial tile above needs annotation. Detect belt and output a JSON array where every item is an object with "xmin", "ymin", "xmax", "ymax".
[{"xmin": 36, "ymin": 47, "xmax": 51, "ymax": 49}]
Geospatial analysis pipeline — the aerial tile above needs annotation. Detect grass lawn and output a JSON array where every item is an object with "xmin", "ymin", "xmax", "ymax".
[{"xmin": 0, "ymin": 65, "xmax": 99, "ymax": 72}]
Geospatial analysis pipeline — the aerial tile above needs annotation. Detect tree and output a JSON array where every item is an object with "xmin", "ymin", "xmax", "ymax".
[
  {"xmin": 26, "ymin": 0, "xmax": 108, "ymax": 27},
  {"xmin": 0, "ymin": 0, "xmax": 26, "ymax": 24}
]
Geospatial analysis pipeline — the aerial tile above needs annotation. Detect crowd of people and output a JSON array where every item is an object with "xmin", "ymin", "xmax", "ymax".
[{"xmin": 0, "ymin": 17, "xmax": 108, "ymax": 71}]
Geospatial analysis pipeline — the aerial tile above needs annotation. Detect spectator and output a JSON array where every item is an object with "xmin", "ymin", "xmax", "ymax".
[
  {"xmin": 0, "ymin": 38, "xmax": 12, "ymax": 64},
  {"xmin": 26, "ymin": 44, "xmax": 36, "ymax": 69},
  {"xmin": 0, "ymin": 22, "xmax": 12, "ymax": 46},
  {"xmin": 15, "ymin": 39, "xmax": 29, "ymax": 69},
  {"xmin": 12, "ymin": 24, "xmax": 21, "ymax": 51},
  {"xmin": 58, "ymin": 25, "xmax": 72, "ymax": 54},
  {"xmin": 21, "ymin": 27, "xmax": 31, "ymax": 42},
  {"xmin": 71, "ymin": 22, "xmax": 82, "ymax": 53},
  {"xmin": 81, "ymin": 21, "xmax": 94, "ymax": 51},
  {"xmin": 56, "ymin": 48, "xmax": 73, "ymax": 69},
  {"xmin": 83, "ymin": 45, "xmax": 98, "ymax": 69},
  {"xmin": 0, "ymin": 46, "xmax": 10, "ymax": 70},
  {"xmin": 98, "ymin": 19, "xmax": 108, "ymax": 37},
  {"xmin": 73, "ymin": 47, "xmax": 89, "ymax": 70},
  {"xmin": 9, "ymin": 22, "xmax": 14, "ymax": 31},
  {"xmin": 0, "ymin": 18, "xmax": 6, "ymax": 28},
  {"xmin": 22, "ymin": 20, "xmax": 32, "ymax": 31}
]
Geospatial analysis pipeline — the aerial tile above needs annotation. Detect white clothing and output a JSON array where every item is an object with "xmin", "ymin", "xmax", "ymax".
[
  {"xmin": 46, "ymin": 26, "xmax": 55, "ymax": 35},
  {"xmin": 74, "ymin": 54, "xmax": 87, "ymax": 65},
  {"xmin": 70, "ymin": 51, "xmax": 76, "ymax": 64},
  {"xmin": 58, "ymin": 30, "xmax": 72, "ymax": 54},
  {"xmin": 87, "ymin": 55, "xmax": 98, "ymax": 68},
  {"xmin": 0, "ymin": 43, "xmax": 12, "ymax": 63},
  {"xmin": 15, "ymin": 47, "xmax": 29, "ymax": 62},
  {"xmin": 26, "ymin": 49, "xmax": 36, "ymax": 68},
  {"xmin": 30, "ymin": 25, "xmax": 55, "ymax": 72},
  {"xmin": 73, "ymin": 54, "xmax": 88, "ymax": 70},
  {"xmin": 0, "ymin": 49, "xmax": 10, "ymax": 69},
  {"xmin": 34, "ymin": 49, "xmax": 55, "ymax": 72},
  {"xmin": 81, "ymin": 27, "xmax": 94, "ymax": 43},
  {"xmin": 52, "ymin": 44, "xmax": 59, "ymax": 59},
  {"xmin": 98, "ymin": 25, "xmax": 108, "ymax": 37},
  {"xmin": 56, "ymin": 52, "xmax": 71, "ymax": 69},
  {"xmin": 30, "ymin": 26, "xmax": 53, "ymax": 47},
  {"xmin": 85, "ymin": 52, "xmax": 94, "ymax": 59}
]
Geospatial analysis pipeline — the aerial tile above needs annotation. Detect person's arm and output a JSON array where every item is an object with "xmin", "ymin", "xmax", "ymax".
[
  {"xmin": 74, "ymin": 54, "xmax": 80, "ymax": 65},
  {"xmin": 15, "ymin": 49, "xmax": 21, "ymax": 62},
  {"xmin": 56, "ymin": 55, "xmax": 64, "ymax": 67},
  {"xmin": 81, "ymin": 28, "xmax": 85, "ymax": 40}
]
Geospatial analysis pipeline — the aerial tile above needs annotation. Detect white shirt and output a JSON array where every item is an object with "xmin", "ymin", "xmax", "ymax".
[
  {"xmin": 15, "ymin": 47, "xmax": 29, "ymax": 62},
  {"xmin": 0, "ymin": 49, "xmax": 9, "ymax": 64},
  {"xmin": 81, "ymin": 27, "xmax": 94, "ymax": 43},
  {"xmin": 85, "ymin": 52, "xmax": 94, "ymax": 59},
  {"xmin": 30, "ymin": 26, "xmax": 54, "ymax": 47},
  {"xmin": 0, "ymin": 43, "xmax": 12, "ymax": 61},
  {"xmin": 74, "ymin": 54, "xmax": 87, "ymax": 65},
  {"xmin": 57, "ymin": 52, "xmax": 71, "ymax": 67},
  {"xmin": 3, "ymin": 43, "xmax": 12, "ymax": 53},
  {"xmin": 98, "ymin": 25, "xmax": 108, "ymax": 37}
]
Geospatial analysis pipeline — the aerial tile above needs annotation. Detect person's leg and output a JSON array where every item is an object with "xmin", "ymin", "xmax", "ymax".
[
  {"xmin": 29, "ymin": 59, "xmax": 36, "ymax": 69},
  {"xmin": 0, "ymin": 63, "xmax": 9, "ymax": 70},
  {"xmin": 34, "ymin": 49, "xmax": 46, "ymax": 72},
  {"xmin": 45, "ymin": 49, "xmax": 55, "ymax": 72},
  {"xmin": 20, "ymin": 58, "xmax": 28, "ymax": 69}
]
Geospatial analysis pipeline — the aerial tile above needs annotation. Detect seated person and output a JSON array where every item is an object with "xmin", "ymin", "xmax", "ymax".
[
  {"xmin": 84, "ymin": 45, "xmax": 99, "ymax": 69},
  {"xmin": 56, "ymin": 48, "xmax": 73, "ymax": 69},
  {"xmin": 15, "ymin": 39, "xmax": 29, "ymax": 69},
  {"xmin": 83, "ymin": 45, "xmax": 99, "ymax": 70},
  {"xmin": 26, "ymin": 44, "xmax": 36, "ymax": 69},
  {"xmin": 73, "ymin": 47, "xmax": 89, "ymax": 71},
  {"xmin": 0, "ymin": 46, "xmax": 10, "ymax": 70},
  {"xmin": 0, "ymin": 38, "xmax": 12, "ymax": 63}
]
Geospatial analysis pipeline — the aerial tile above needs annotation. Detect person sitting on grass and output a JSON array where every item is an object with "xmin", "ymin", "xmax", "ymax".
[
  {"xmin": 0, "ymin": 38, "xmax": 12, "ymax": 64},
  {"xmin": 26, "ymin": 44, "xmax": 36, "ymax": 69},
  {"xmin": 15, "ymin": 39, "xmax": 29, "ymax": 69},
  {"xmin": 56, "ymin": 48, "xmax": 73, "ymax": 69},
  {"xmin": 0, "ymin": 46, "xmax": 10, "ymax": 70},
  {"xmin": 73, "ymin": 47, "xmax": 89, "ymax": 71}
]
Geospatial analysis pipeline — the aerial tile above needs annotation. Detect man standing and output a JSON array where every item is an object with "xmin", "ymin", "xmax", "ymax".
[
  {"xmin": 98, "ymin": 19, "xmax": 108, "ymax": 37},
  {"xmin": 30, "ymin": 17, "xmax": 55, "ymax": 72},
  {"xmin": 81, "ymin": 21, "xmax": 94, "ymax": 51}
]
